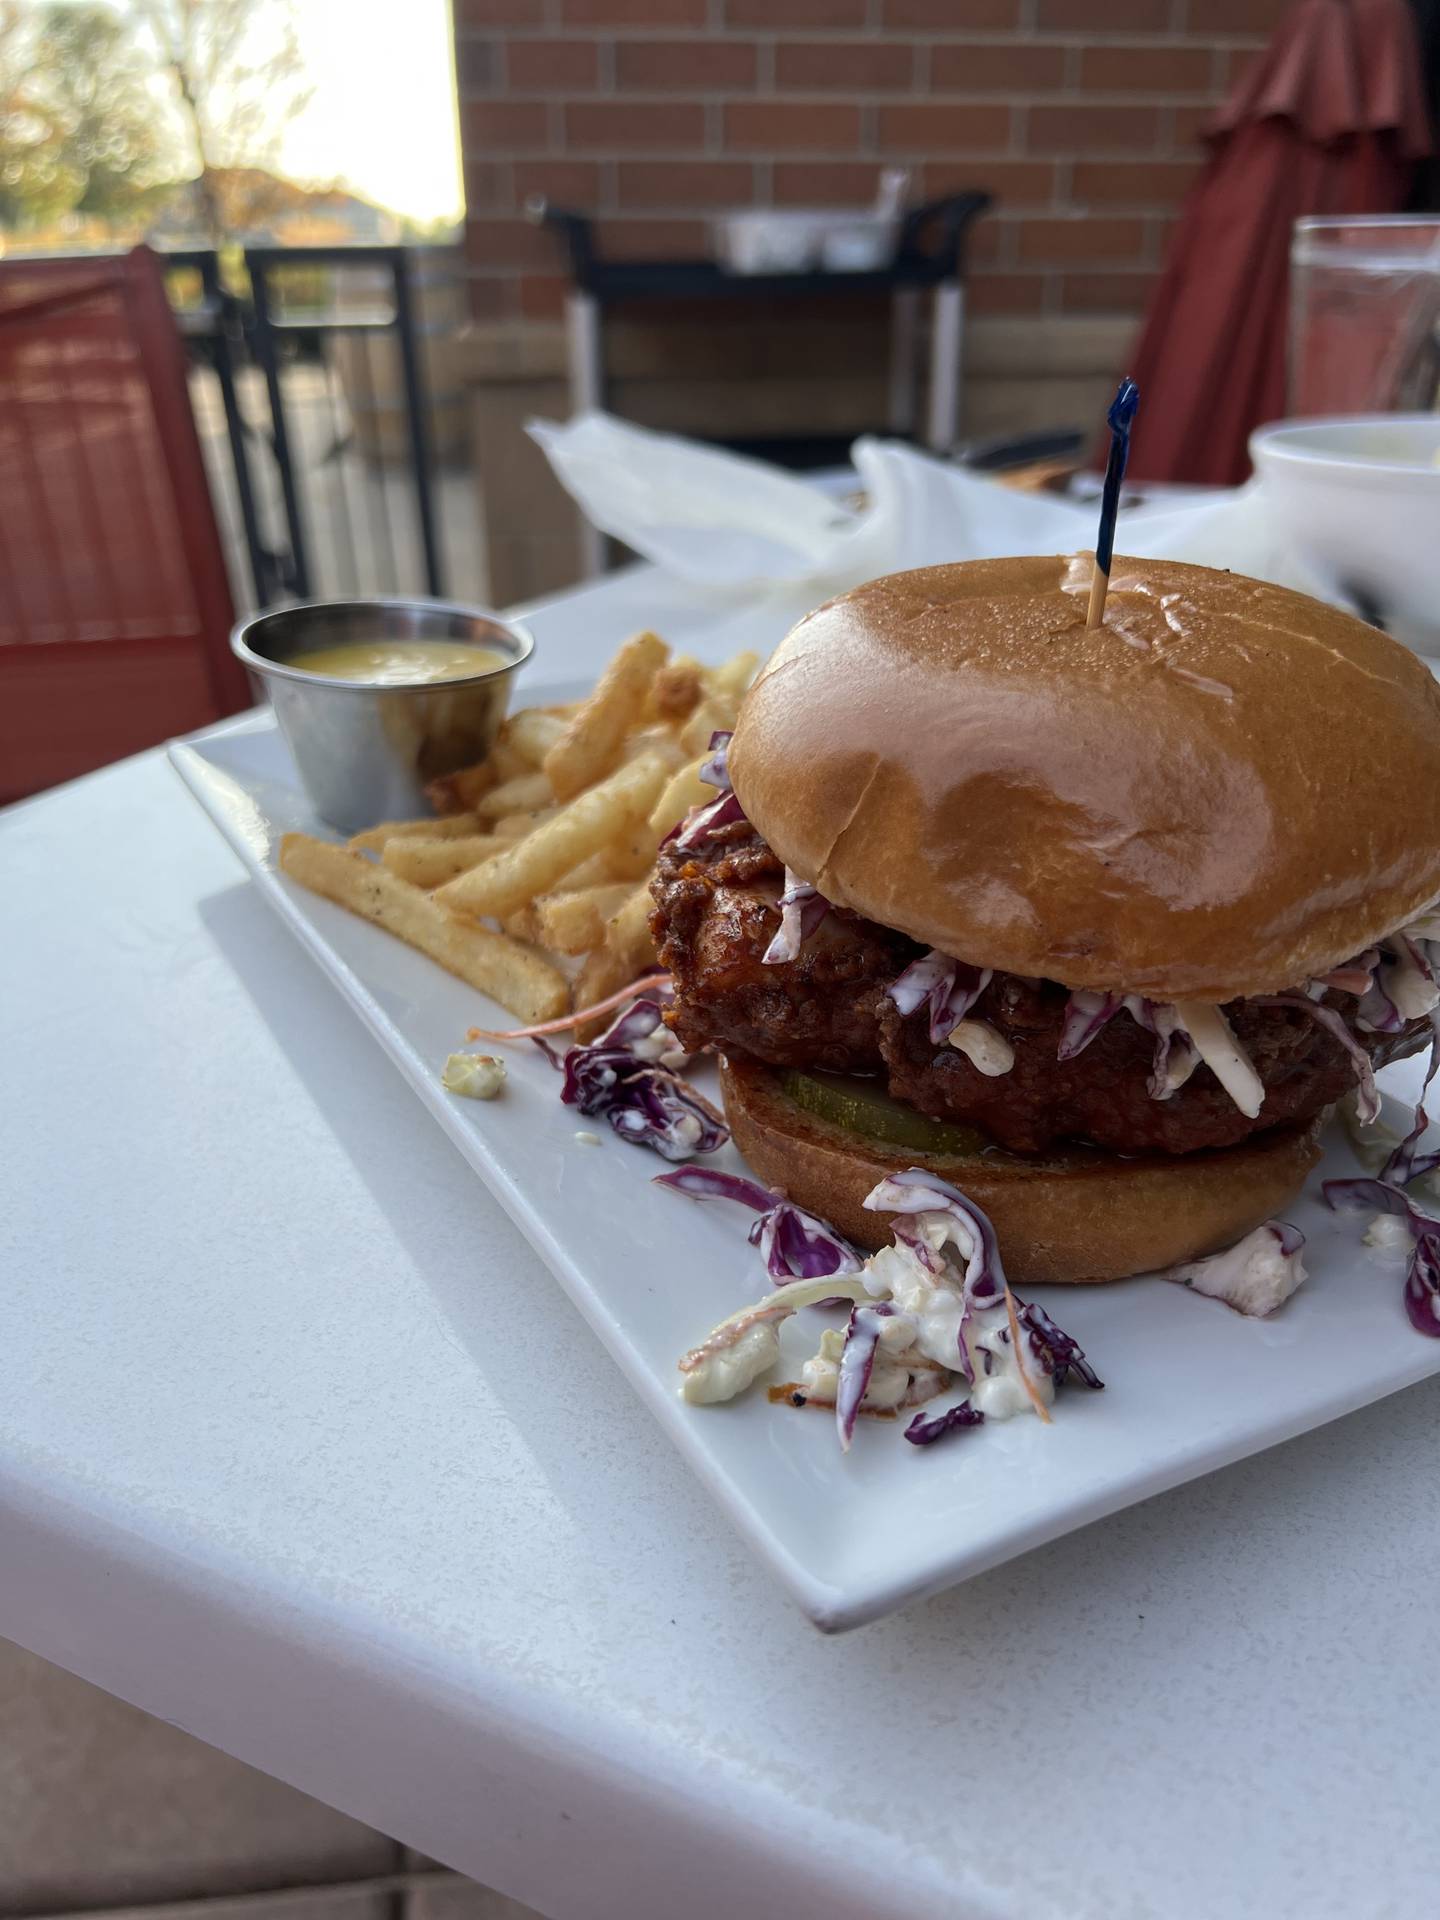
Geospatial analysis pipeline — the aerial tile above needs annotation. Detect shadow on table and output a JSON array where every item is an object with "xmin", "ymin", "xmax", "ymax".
[
  {"xmin": 194, "ymin": 879, "xmax": 763, "ymax": 1583},
  {"xmin": 195, "ymin": 876, "xmax": 1440, "ymax": 1657},
  {"xmin": 195, "ymin": 876, "xmax": 630, "ymax": 1372}
]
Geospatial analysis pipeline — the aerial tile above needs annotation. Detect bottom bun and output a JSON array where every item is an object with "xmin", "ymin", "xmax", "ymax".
[{"xmin": 718, "ymin": 1053, "xmax": 1324, "ymax": 1285}]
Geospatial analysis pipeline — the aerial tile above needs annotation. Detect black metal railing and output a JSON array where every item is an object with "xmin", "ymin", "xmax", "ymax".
[
  {"xmin": 163, "ymin": 244, "xmax": 454, "ymax": 611},
  {"xmin": 164, "ymin": 247, "xmax": 275, "ymax": 602}
]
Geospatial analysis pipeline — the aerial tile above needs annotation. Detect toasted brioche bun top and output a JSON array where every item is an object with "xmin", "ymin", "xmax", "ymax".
[{"xmin": 727, "ymin": 554, "xmax": 1440, "ymax": 1001}]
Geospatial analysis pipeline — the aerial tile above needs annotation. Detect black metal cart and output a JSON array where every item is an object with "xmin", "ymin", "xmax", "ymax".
[{"xmin": 531, "ymin": 193, "xmax": 991, "ymax": 575}]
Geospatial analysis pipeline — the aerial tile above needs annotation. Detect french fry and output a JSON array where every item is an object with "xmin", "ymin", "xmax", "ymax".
[
  {"xmin": 475, "ymin": 769, "xmax": 554, "ymax": 822},
  {"xmin": 549, "ymin": 850, "xmax": 615, "ymax": 891},
  {"xmin": 622, "ymin": 724, "xmax": 685, "ymax": 768},
  {"xmin": 502, "ymin": 708, "xmax": 567, "ymax": 768},
  {"xmin": 649, "ymin": 759, "xmax": 709, "ymax": 839},
  {"xmin": 573, "ymin": 953, "xmax": 633, "ymax": 1037},
  {"xmin": 425, "ymin": 741, "xmax": 530, "ymax": 816},
  {"xmin": 550, "ymin": 824, "xmax": 659, "ymax": 889},
  {"xmin": 608, "ymin": 881, "xmax": 657, "ymax": 962},
  {"xmin": 500, "ymin": 902, "xmax": 541, "ymax": 943},
  {"xmin": 646, "ymin": 662, "xmax": 704, "ymax": 724},
  {"xmin": 680, "ymin": 695, "xmax": 739, "ymax": 757},
  {"xmin": 437, "ymin": 751, "xmax": 672, "ymax": 922},
  {"xmin": 544, "ymin": 631, "xmax": 670, "ymax": 801},
  {"xmin": 707, "ymin": 649, "xmax": 760, "ymax": 698},
  {"xmin": 380, "ymin": 832, "xmax": 507, "ymax": 889},
  {"xmin": 348, "ymin": 812, "xmax": 484, "ymax": 854},
  {"xmin": 602, "ymin": 826, "xmax": 662, "ymax": 882},
  {"xmin": 492, "ymin": 806, "xmax": 557, "ymax": 838},
  {"xmin": 535, "ymin": 883, "xmax": 635, "ymax": 956},
  {"xmin": 488, "ymin": 740, "xmax": 530, "ymax": 783},
  {"xmin": 279, "ymin": 834, "xmax": 568, "ymax": 1024},
  {"xmin": 521, "ymin": 839, "xmax": 650, "ymax": 893},
  {"xmin": 426, "ymin": 762, "xmax": 498, "ymax": 816},
  {"xmin": 574, "ymin": 883, "xmax": 658, "ymax": 1039}
]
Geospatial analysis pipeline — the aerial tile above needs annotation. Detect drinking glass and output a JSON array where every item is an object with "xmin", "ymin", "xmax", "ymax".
[{"xmin": 1289, "ymin": 216, "xmax": 1440, "ymax": 416}]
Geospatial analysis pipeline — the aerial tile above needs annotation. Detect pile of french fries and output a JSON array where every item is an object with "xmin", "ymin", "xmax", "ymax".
[{"xmin": 278, "ymin": 633, "xmax": 759, "ymax": 1029}]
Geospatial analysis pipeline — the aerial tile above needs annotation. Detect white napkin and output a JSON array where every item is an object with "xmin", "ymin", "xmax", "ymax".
[{"xmin": 529, "ymin": 410, "xmax": 1341, "ymax": 607}]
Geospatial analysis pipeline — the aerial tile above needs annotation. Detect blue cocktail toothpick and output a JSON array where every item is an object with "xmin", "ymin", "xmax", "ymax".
[{"xmin": 1087, "ymin": 376, "xmax": 1140, "ymax": 629}]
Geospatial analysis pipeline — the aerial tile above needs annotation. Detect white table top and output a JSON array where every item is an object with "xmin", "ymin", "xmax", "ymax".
[{"xmin": 5, "ymin": 563, "xmax": 1439, "ymax": 1920}]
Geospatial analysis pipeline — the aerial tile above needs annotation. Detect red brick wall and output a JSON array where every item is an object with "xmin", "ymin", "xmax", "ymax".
[{"xmin": 455, "ymin": 0, "xmax": 1291, "ymax": 324}]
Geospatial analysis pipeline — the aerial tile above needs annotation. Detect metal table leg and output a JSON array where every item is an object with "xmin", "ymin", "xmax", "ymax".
[
  {"xmin": 926, "ymin": 280, "xmax": 965, "ymax": 456},
  {"xmin": 566, "ymin": 290, "xmax": 605, "ymax": 578},
  {"xmin": 887, "ymin": 287, "xmax": 920, "ymax": 436}
]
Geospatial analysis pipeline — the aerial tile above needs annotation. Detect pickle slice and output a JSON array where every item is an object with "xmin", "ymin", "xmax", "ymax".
[{"xmin": 779, "ymin": 1069, "xmax": 988, "ymax": 1156}]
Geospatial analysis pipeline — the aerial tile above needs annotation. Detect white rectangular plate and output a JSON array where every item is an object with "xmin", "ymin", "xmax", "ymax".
[{"xmin": 171, "ymin": 704, "xmax": 1440, "ymax": 1630}]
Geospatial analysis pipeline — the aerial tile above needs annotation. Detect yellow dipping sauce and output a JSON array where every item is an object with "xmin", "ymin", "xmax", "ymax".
[{"xmin": 288, "ymin": 640, "xmax": 507, "ymax": 686}]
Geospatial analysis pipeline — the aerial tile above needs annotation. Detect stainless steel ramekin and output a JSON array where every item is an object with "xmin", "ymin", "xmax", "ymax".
[{"xmin": 231, "ymin": 598, "xmax": 535, "ymax": 834}]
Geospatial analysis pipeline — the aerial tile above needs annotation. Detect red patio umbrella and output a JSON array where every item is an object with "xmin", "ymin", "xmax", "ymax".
[{"xmin": 1123, "ymin": 0, "xmax": 1431, "ymax": 486}]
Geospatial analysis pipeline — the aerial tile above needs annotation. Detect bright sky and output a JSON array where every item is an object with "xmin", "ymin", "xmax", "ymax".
[
  {"xmin": 91, "ymin": 0, "xmax": 465, "ymax": 222},
  {"xmin": 278, "ymin": 0, "xmax": 464, "ymax": 222}
]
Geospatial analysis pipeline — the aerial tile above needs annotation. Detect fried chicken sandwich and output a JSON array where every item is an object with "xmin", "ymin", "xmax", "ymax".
[{"xmin": 650, "ymin": 555, "xmax": 1440, "ymax": 1283}]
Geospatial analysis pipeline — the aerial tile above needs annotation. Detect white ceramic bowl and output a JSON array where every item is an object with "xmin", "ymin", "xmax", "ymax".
[
  {"xmin": 1249, "ymin": 414, "xmax": 1440, "ymax": 654},
  {"xmin": 712, "ymin": 209, "xmax": 899, "ymax": 276}
]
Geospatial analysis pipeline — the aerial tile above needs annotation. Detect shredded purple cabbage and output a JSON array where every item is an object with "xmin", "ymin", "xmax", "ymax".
[
  {"xmin": 886, "ymin": 949, "xmax": 953, "ymax": 1017},
  {"xmin": 886, "ymin": 951, "xmax": 993, "ymax": 1046},
  {"xmin": 662, "ymin": 728, "xmax": 745, "ymax": 846},
  {"xmin": 670, "ymin": 1165, "xmax": 1105, "ymax": 1447},
  {"xmin": 904, "ymin": 1401, "xmax": 985, "ymax": 1447},
  {"xmin": 1323, "ymin": 1177, "xmax": 1440, "ymax": 1338},
  {"xmin": 1381, "ymin": 1095, "xmax": 1440, "ymax": 1189},
  {"xmin": 666, "ymin": 726, "xmax": 743, "ymax": 848},
  {"xmin": 863, "ymin": 1168, "xmax": 1006, "ymax": 1310},
  {"xmin": 607, "ymin": 1083, "xmax": 727, "ymax": 1158},
  {"xmin": 1406, "ymin": 1232, "xmax": 1440, "ymax": 1336},
  {"xmin": 1378, "ymin": 1015, "xmax": 1440, "ymax": 1188},
  {"xmin": 835, "ymin": 1302, "xmax": 899, "ymax": 1450},
  {"xmin": 652, "ymin": 1163, "xmax": 862, "ymax": 1282},
  {"xmin": 891, "ymin": 1221, "xmax": 944, "ymax": 1275},
  {"xmin": 755, "ymin": 1204, "xmax": 862, "ymax": 1282},
  {"xmin": 1017, "ymin": 1299, "xmax": 1105, "ymax": 1389},
  {"xmin": 866, "ymin": 1171, "xmax": 1100, "ymax": 1396},
  {"xmin": 557, "ymin": 1041, "xmax": 629, "ymax": 1112},
  {"xmin": 925, "ymin": 961, "xmax": 992, "ymax": 1045},
  {"xmin": 559, "ymin": 1000, "xmax": 727, "ymax": 1160},
  {"xmin": 1324, "ymin": 1176, "xmax": 1431, "ymax": 1229},
  {"xmin": 1268, "ymin": 1220, "xmax": 1307, "ymax": 1260},
  {"xmin": 1120, "ymin": 996, "xmax": 1199, "ymax": 1101},
  {"xmin": 1150, "ymin": 1028, "xmax": 1200, "ymax": 1100},
  {"xmin": 653, "ymin": 1163, "xmax": 773, "ymax": 1212},
  {"xmin": 1339, "ymin": 935, "xmax": 1440, "ymax": 1033},
  {"xmin": 594, "ymin": 996, "xmax": 680, "ymax": 1060},
  {"xmin": 1319, "ymin": 950, "xmax": 1380, "ymax": 996},
  {"xmin": 1397, "ymin": 933, "xmax": 1438, "ymax": 991},
  {"xmin": 1356, "ymin": 975, "xmax": 1406, "ymax": 1034},
  {"xmin": 670, "ymin": 786, "xmax": 747, "ymax": 850},
  {"xmin": 1309, "ymin": 974, "xmax": 1440, "ymax": 1327},
  {"xmin": 1057, "ymin": 990, "xmax": 1121, "ymax": 1061},
  {"xmin": 564, "ymin": 1054, "xmax": 727, "ymax": 1159},
  {"xmin": 761, "ymin": 868, "xmax": 830, "ymax": 965},
  {"xmin": 697, "ymin": 729, "xmax": 732, "ymax": 789}
]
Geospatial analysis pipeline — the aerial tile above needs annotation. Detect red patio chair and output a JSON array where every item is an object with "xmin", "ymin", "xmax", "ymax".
[{"xmin": 0, "ymin": 244, "xmax": 250, "ymax": 803}]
